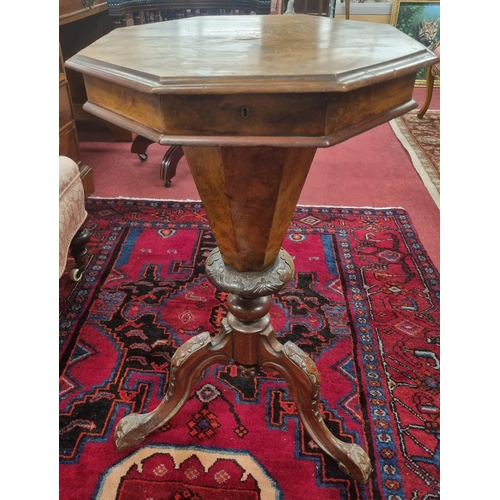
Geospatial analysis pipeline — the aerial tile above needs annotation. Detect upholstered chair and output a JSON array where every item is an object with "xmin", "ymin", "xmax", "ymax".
[{"xmin": 59, "ymin": 156, "xmax": 90, "ymax": 281}]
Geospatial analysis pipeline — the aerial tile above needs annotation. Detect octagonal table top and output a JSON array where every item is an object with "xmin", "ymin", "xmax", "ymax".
[{"xmin": 66, "ymin": 14, "xmax": 437, "ymax": 95}]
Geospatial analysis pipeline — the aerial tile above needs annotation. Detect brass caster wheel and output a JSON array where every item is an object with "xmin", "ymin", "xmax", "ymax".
[
  {"xmin": 138, "ymin": 153, "xmax": 148, "ymax": 162},
  {"xmin": 164, "ymin": 180, "xmax": 172, "ymax": 188},
  {"xmin": 69, "ymin": 268, "xmax": 83, "ymax": 282}
]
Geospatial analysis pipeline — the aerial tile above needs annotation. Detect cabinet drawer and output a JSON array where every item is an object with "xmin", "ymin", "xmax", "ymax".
[
  {"xmin": 59, "ymin": 81, "xmax": 73, "ymax": 129},
  {"xmin": 59, "ymin": 123, "xmax": 81, "ymax": 164}
]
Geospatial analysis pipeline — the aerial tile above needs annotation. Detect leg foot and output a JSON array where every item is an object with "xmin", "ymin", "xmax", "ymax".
[
  {"xmin": 160, "ymin": 145, "xmax": 184, "ymax": 187},
  {"xmin": 115, "ymin": 326, "xmax": 233, "ymax": 451},
  {"xmin": 260, "ymin": 335, "xmax": 372, "ymax": 483},
  {"xmin": 131, "ymin": 135, "xmax": 154, "ymax": 156},
  {"xmin": 69, "ymin": 226, "xmax": 90, "ymax": 280}
]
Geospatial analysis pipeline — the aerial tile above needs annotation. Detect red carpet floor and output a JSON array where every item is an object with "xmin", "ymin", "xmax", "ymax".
[
  {"xmin": 79, "ymin": 87, "xmax": 440, "ymax": 270},
  {"xmin": 60, "ymin": 200, "xmax": 440, "ymax": 499}
]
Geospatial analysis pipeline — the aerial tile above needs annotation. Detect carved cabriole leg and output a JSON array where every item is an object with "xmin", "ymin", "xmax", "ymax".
[
  {"xmin": 114, "ymin": 325, "xmax": 233, "ymax": 451},
  {"xmin": 259, "ymin": 333, "xmax": 372, "ymax": 484},
  {"xmin": 205, "ymin": 247, "xmax": 372, "ymax": 482}
]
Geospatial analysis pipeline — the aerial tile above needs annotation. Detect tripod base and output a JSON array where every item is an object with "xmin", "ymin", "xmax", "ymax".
[{"xmin": 114, "ymin": 249, "xmax": 372, "ymax": 483}]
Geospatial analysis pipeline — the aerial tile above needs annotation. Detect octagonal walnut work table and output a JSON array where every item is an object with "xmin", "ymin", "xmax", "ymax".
[{"xmin": 66, "ymin": 14, "xmax": 437, "ymax": 484}]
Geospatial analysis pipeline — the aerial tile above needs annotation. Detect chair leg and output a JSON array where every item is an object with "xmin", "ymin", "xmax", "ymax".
[
  {"xmin": 131, "ymin": 135, "xmax": 155, "ymax": 162},
  {"xmin": 131, "ymin": 138, "xmax": 185, "ymax": 188},
  {"xmin": 69, "ymin": 226, "xmax": 91, "ymax": 282},
  {"xmin": 160, "ymin": 145, "xmax": 185, "ymax": 188},
  {"xmin": 417, "ymin": 66, "xmax": 435, "ymax": 119}
]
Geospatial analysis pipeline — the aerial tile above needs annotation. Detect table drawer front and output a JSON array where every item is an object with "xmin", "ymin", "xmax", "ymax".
[
  {"xmin": 59, "ymin": 81, "xmax": 74, "ymax": 129},
  {"xmin": 162, "ymin": 94, "xmax": 328, "ymax": 138},
  {"xmin": 84, "ymin": 76, "xmax": 327, "ymax": 139}
]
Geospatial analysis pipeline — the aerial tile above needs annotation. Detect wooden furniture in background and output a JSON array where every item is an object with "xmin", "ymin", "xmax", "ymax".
[
  {"xmin": 111, "ymin": 0, "xmax": 273, "ymax": 187},
  {"xmin": 130, "ymin": 137, "xmax": 184, "ymax": 188},
  {"xmin": 418, "ymin": 43, "xmax": 440, "ymax": 119},
  {"xmin": 59, "ymin": 45, "xmax": 94, "ymax": 196},
  {"xmin": 67, "ymin": 14, "xmax": 437, "ymax": 483},
  {"xmin": 59, "ymin": 1, "xmax": 113, "ymax": 122},
  {"xmin": 59, "ymin": 0, "xmax": 131, "ymax": 140},
  {"xmin": 107, "ymin": 0, "xmax": 271, "ymax": 26},
  {"xmin": 286, "ymin": 0, "xmax": 334, "ymax": 16},
  {"xmin": 59, "ymin": 0, "xmax": 109, "ymax": 23},
  {"xmin": 284, "ymin": 0, "xmax": 349, "ymax": 18}
]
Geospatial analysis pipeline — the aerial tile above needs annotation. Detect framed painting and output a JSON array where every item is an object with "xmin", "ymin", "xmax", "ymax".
[{"xmin": 390, "ymin": 0, "xmax": 440, "ymax": 87}]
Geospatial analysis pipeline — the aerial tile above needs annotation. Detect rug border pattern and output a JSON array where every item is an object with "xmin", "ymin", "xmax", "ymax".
[{"xmin": 390, "ymin": 110, "xmax": 440, "ymax": 209}]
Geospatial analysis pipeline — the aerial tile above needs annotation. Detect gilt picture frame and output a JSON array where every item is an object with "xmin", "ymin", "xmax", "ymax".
[{"xmin": 390, "ymin": 0, "xmax": 440, "ymax": 87}]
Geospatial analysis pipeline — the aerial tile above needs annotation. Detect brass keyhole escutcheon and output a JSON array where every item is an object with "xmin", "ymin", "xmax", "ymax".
[{"xmin": 241, "ymin": 107, "xmax": 250, "ymax": 119}]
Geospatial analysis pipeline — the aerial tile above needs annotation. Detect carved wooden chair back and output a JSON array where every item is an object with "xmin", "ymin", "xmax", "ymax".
[{"xmin": 284, "ymin": 0, "xmax": 349, "ymax": 18}]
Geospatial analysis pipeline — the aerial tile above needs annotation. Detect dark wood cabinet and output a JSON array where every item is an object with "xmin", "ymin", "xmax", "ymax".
[
  {"xmin": 59, "ymin": 2, "xmax": 115, "ymax": 124},
  {"xmin": 59, "ymin": 44, "xmax": 94, "ymax": 196},
  {"xmin": 59, "ymin": 1, "xmax": 123, "ymax": 196},
  {"xmin": 60, "ymin": 2, "xmax": 133, "ymax": 143}
]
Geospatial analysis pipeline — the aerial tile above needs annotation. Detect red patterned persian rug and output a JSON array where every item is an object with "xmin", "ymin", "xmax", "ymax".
[
  {"xmin": 390, "ymin": 110, "xmax": 440, "ymax": 208},
  {"xmin": 59, "ymin": 199, "xmax": 440, "ymax": 500}
]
